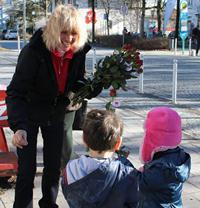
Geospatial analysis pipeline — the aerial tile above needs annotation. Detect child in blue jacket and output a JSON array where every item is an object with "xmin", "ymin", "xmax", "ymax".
[
  {"xmin": 61, "ymin": 109, "xmax": 138, "ymax": 208},
  {"xmin": 138, "ymin": 107, "xmax": 191, "ymax": 208}
]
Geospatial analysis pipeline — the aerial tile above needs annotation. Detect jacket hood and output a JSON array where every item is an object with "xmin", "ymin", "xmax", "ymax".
[
  {"xmin": 29, "ymin": 28, "xmax": 45, "ymax": 49},
  {"xmin": 169, "ymin": 151, "xmax": 191, "ymax": 183},
  {"xmin": 64, "ymin": 155, "xmax": 133, "ymax": 206},
  {"xmin": 140, "ymin": 107, "xmax": 182, "ymax": 164},
  {"xmin": 152, "ymin": 148, "xmax": 191, "ymax": 183}
]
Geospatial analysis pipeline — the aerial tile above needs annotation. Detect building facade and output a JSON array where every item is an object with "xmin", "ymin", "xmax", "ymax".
[
  {"xmin": 188, "ymin": 0, "xmax": 200, "ymax": 29},
  {"xmin": 68, "ymin": 0, "xmax": 158, "ymax": 37}
]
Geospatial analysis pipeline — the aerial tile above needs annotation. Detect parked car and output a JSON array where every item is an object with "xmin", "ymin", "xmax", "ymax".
[
  {"xmin": 4, "ymin": 30, "xmax": 18, "ymax": 40},
  {"xmin": 0, "ymin": 29, "xmax": 7, "ymax": 40}
]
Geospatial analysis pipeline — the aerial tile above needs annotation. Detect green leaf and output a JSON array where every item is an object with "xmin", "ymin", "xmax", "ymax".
[
  {"xmin": 111, "ymin": 81, "xmax": 119, "ymax": 89},
  {"xmin": 106, "ymin": 63, "xmax": 110, "ymax": 68},
  {"xmin": 110, "ymin": 65, "xmax": 118, "ymax": 73},
  {"xmin": 104, "ymin": 82, "xmax": 111, "ymax": 89},
  {"xmin": 105, "ymin": 102, "xmax": 112, "ymax": 111}
]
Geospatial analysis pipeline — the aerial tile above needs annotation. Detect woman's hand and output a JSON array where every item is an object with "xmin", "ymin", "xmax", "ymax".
[{"xmin": 12, "ymin": 130, "xmax": 28, "ymax": 149}]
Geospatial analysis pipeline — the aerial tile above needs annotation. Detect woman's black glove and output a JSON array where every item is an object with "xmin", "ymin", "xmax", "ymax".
[{"xmin": 86, "ymin": 83, "xmax": 103, "ymax": 99}]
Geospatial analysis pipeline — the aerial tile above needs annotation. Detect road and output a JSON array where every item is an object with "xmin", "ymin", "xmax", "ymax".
[
  {"xmin": 0, "ymin": 48, "xmax": 200, "ymax": 140},
  {"xmin": 0, "ymin": 40, "xmax": 25, "ymax": 49}
]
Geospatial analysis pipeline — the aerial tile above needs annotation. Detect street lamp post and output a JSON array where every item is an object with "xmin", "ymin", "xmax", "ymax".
[
  {"xmin": 92, "ymin": 0, "xmax": 95, "ymax": 44},
  {"xmin": 23, "ymin": 0, "xmax": 26, "ymax": 46},
  {"xmin": 0, "ymin": 3, "xmax": 3, "ymax": 29},
  {"xmin": 175, "ymin": 0, "xmax": 180, "ymax": 39}
]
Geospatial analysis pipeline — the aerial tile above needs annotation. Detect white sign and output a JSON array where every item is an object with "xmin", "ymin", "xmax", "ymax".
[
  {"xmin": 163, "ymin": 0, "xmax": 176, "ymax": 31},
  {"xmin": 120, "ymin": 5, "xmax": 128, "ymax": 16},
  {"xmin": 180, "ymin": 0, "xmax": 188, "ymax": 40}
]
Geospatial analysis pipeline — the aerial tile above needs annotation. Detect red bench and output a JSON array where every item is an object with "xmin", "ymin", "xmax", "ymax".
[{"xmin": 0, "ymin": 85, "xmax": 18, "ymax": 177}]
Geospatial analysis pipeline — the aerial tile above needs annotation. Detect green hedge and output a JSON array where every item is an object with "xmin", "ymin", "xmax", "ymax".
[{"xmin": 95, "ymin": 35, "xmax": 169, "ymax": 50}]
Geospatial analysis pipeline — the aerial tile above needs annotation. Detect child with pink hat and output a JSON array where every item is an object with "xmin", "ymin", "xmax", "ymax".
[{"xmin": 138, "ymin": 107, "xmax": 191, "ymax": 208}]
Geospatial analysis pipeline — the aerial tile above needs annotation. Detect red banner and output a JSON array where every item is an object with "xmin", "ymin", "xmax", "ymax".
[{"xmin": 85, "ymin": 10, "xmax": 97, "ymax": 24}]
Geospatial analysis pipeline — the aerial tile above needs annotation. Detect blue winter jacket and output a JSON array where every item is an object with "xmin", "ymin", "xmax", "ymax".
[
  {"xmin": 138, "ymin": 147, "xmax": 191, "ymax": 208},
  {"xmin": 61, "ymin": 155, "xmax": 138, "ymax": 208}
]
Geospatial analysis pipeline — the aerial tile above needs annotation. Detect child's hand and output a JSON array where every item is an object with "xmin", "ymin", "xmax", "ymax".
[
  {"xmin": 116, "ymin": 145, "xmax": 130, "ymax": 158},
  {"xmin": 139, "ymin": 166, "xmax": 144, "ymax": 172}
]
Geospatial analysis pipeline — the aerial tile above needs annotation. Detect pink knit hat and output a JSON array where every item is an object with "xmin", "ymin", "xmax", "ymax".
[{"xmin": 140, "ymin": 107, "xmax": 182, "ymax": 164}]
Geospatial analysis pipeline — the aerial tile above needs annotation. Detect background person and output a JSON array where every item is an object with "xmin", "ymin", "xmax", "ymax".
[
  {"xmin": 6, "ymin": 5, "xmax": 92, "ymax": 208},
  {"xmin": 192, "ymin": 27, "xmax": 200, "ymax": 56},
  {"xmin": 123, "ymin": 27, "xmax": 128, "ymax": 35}
]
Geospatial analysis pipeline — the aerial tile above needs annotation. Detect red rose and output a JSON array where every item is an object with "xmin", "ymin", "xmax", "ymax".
[
  {"xmin": 110, "ymin": 88, "xmax": 117, "ymax": 97},
  {"xmin": 136, "ymin": 59, "xmax": 143, "ymax": 67},
  {"xmin": 122, "ymin": 44, "xmax": 132, "ymax": 51}
]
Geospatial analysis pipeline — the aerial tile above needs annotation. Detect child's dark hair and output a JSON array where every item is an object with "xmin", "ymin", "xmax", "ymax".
[{"xmin": 82, "ymin": 109, "xmax": 123, "ymax": 153}]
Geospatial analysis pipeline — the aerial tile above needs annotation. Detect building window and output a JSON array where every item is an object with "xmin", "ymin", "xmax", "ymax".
[{"xmin": 188, "ymin": 0, "xmax": 193, "ymax": 6}]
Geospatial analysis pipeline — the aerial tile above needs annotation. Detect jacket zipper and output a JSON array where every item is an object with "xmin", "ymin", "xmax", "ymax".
[{"xmin": 59, "ymin": 57, "xmax": 64, "ymax": 75}]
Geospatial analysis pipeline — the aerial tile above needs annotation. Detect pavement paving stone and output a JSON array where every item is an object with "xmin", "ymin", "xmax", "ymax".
[{"xmin": 0, "ymin": 49, "xmax": 200, "ymax": 207}]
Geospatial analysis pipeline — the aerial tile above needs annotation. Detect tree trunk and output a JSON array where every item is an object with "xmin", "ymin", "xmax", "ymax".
[
  {"xmin": 140, "ymin": 0, "xmax": 146, "ymax": 37},
  {"xmin": 106, "ymin": 12, "xmax": 110, "ymax": 35},
  {"xmin": 157, "ymin": 0, "xmax": 162, "ymax": 32},
  {"xmin": 100, "ymin": 0, "xmax": 110, "ymax": 36},
  {"xmin": 175, "ymin": 0, "xmax": 180, "ymax": 39}
]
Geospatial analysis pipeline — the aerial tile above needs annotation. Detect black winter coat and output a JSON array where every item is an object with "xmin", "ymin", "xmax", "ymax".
[{"xmin": 6, "ymin": 29, "xmax": 91, "ymax": 132}]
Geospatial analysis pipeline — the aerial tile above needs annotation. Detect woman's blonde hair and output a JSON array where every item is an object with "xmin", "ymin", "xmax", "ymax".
[{"xmin": 43, "ymin": 5, "xmax": 88, "ymax": 52}]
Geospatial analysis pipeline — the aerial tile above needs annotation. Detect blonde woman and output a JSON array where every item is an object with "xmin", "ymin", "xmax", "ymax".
[{"xmin": 6, "ymin": 5, "xmax": 95, "ymax": 208}]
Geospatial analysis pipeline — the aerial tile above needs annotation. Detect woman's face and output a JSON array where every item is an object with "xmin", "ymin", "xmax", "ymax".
[{"xmin": 60, "ymin": 31, "xmax": 77, "ymax": 51}]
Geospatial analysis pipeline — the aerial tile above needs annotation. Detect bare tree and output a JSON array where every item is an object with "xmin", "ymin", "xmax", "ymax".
[
  {"xmin": 99, "ymin": 0, "xmax": 111, "ymax": 35},
  {"xmin": 125, "ymin": 0, "xmax": 146, "ymax": 36},
  {"xmin": 128, "ymin": 0, "xmax": 141, "ymax": 33},
  {"xmin": 156, "ymin": 0, "xmax": 167, "ymax": 33},
  {"xmin": 6, "ymin": 0, "xmax": 50, "ymax": 32},
  {"xmin": 140, "ymin": 0, "xmax": 145, "ymax": 37},
  {"xmin": 157, "ymin": 0, "xmax": 162, "ymax": 32}
]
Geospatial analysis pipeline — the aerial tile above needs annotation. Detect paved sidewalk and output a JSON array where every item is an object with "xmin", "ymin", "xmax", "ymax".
[
  {"xmin": 1, "ymin": 90, "xmax": 200, "ymax": 207},
  {"xmin": 0, "ymin": 48, "xmax": 200, "ymax": 207}
]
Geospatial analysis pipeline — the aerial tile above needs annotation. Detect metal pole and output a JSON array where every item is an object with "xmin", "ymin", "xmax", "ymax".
[
  {"xmin": 92, "ymin": 47, "xmax": 96, "ymax": 74},
  {"xmin": 23, "ymin": 0, "xmax": 27, "ymax": 46},
  {"xmin": 0, "ymin": 5, "xmax": 3, "ymax": 29},
  {"xmin": 182, "ymin": 39, "xmax": 185, "ymax": 55},
  {"xmin": 92, "ymin": 0, "xmax": 95, "ymax": 44},
  {"xmin": 174, "ymin": 38, "xmax": 177, "ymax": 55},
  {"xmin": 172, "ymin": 59, "xmax": 178, "ymax": 104},
  {"xmin": 189, "ymin": 37, "xmax": 192, "ymax": 56},
  {"xmin": 17, "ymin": 22, "xmax": 20, "ymax": 54},
  {"xmin": 172, "ymin": 39, "xmax": 174, "ymax": 50},
  {"xmin": 139, "ymin": 73, "xmax": 144, "ymax": 94},
  {"xmin": 175, "ymin": 0, "xmax": 180, "ymax": 39},
  {"xmin": 122, "ymin": 14, "xmax": 125, "ymax": 45},
  {"xmin": 17, "ymin": 35, "xmax": 20, "ymax": 53},
  {"xmin": 139, "ymin": 55, "xmax": 144, "ymax": 93}
]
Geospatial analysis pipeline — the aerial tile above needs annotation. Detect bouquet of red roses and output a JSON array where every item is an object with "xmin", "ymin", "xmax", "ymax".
[{"xmin": 72, "ymin": 44, "xmax": 143, "ymax": 107}]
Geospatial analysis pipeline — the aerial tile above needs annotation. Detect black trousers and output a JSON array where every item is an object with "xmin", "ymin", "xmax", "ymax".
[
  {"xmin": 196, "ymin": 39, "xmax": 200, "ymax": 55},
  {"xmin": 13, "ymin": 121, "xmax": 64, "ymax": 208}
]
